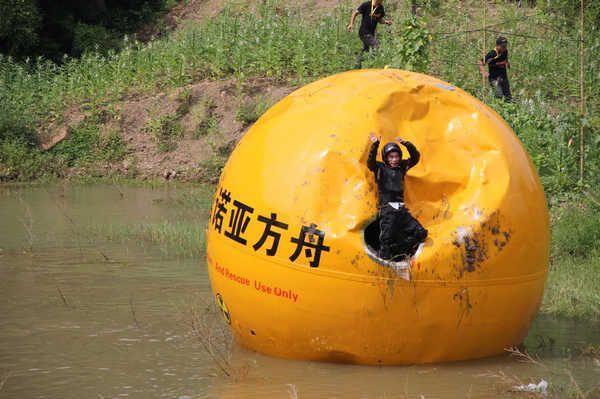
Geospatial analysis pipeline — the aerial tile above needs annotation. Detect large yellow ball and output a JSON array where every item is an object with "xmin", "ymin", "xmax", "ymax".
[{"xmin": 206, "ymin": 69, "xmax": 549, "ymax": 365}]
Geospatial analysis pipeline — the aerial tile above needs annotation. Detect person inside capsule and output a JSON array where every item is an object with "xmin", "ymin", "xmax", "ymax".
[{"xmin": 366, "ymin": 133, "xmax": 428, "ymax": 261}]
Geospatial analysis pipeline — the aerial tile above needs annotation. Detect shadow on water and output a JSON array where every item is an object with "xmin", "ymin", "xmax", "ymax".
[{"xmin": 0, "ymin": 184, "xmax": 598, "ymax": 398}]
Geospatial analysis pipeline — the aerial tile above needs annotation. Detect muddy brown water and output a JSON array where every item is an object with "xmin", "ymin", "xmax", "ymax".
[{"xmin": 0, "ymin": 184, "xmax": 598, "ymax": 399}]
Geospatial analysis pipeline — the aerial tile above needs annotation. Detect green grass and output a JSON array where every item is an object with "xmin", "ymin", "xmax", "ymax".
[
  {"xmin": 543, "ymin": 254, "xmax": 599, "ymax": 320},
  {"xmin": 541, "ymin": 202, "xmax": 600, "ymax": 320},
  {"xmin": 100, "ymin": 129, "xmax": 128, "ymax": 162},
  {"xmin": 103, "ymin": 221, "xmax": 207, "ymax": 258},
  {"xmin": 0, "ymin": 112, "xmax": 128, "ymax": 180},
  {"xmin": 551, "ymin": 205, "xmax": 600, "ymax": 259},
  {"xmin": 1, "ymin": 0, "xmax": 598, "ymax": 189},
  {"xmin": 98, "ymin": 185, "xmax": 214, "ymax": 257}
]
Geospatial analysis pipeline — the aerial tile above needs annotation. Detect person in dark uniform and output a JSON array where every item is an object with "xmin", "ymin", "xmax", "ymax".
[
  {"xmin": 366, "ymin": 133, "xmax": 428, "ymax": 261},
  {"xmin": 347, "ymin": 0, "xmax": 392, "ymax": 68},
  {"xmin": 479, "ymin": 36, "xmax": 512, "ymax": 101}
]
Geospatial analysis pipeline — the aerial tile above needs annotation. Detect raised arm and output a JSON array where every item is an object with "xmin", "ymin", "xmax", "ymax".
[
  {"xmin": 367, "ymin": 133, "xmax": 380, "ymax": 172},
  {"xmin": 399, "ymin": 140, "xmax": 420, "ymax": 170}
]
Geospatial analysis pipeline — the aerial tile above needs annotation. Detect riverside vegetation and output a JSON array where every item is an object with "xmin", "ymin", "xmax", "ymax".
[{"xmin": 1, "ymin": 0, "xmax": 599, "ymax": 321}]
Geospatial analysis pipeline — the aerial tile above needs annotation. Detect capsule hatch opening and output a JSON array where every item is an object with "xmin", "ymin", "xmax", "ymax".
[{"xmin": 362, "ymin": 216, "xmax": 422, "ymax": 280}]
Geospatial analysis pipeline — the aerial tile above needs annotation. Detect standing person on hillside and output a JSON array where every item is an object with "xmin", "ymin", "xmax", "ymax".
[
  {"xmin": 479, "ymin": 36, "xmax": 512, "ymax": 101},
  {"xmin": 347, "ymin": 0, "xmax": 393, "ymax": 68}
]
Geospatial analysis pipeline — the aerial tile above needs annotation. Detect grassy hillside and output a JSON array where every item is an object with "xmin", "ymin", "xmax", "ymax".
[{"xmin": 1, "ymin": 0, "xmax": 598, "ymax": 195}]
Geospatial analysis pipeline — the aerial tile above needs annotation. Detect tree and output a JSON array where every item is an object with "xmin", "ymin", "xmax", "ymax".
[{"xmin": 0, "ymin": 0, "xmax": 42, "ymax": 56}]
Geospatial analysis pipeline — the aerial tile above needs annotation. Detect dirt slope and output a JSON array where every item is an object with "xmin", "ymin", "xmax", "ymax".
[
  {"xmin": 42, "ymin": 0, "xmax": 355, "ymax": 181},
  {"xmin": 60, "ymin": 78, "xmax": 294, "ymax": 181}
]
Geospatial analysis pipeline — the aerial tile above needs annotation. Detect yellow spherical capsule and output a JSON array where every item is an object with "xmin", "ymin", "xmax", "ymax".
[{"xmin": 206, "ymin": 69, "xmax": 549, "ymax": 365}]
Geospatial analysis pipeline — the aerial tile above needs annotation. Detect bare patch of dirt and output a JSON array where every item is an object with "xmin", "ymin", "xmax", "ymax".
[
  {"xmin": 41, "ymin": 0, "xmax": 339, "ymax": 180},
  {"xmin": 91, "ymin": 77, "xmax": 295, "ymax": 180}
]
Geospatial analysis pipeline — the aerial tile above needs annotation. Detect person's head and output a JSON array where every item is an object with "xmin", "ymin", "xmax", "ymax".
[
  {"xmin": 382, "ymin": 142, "xmax": 401, "ymax": 168},
  {"xmin": 495, "ymin": 36, "xmax": 508, "ymax": 52},
  {"xmin": 373, "ymin": 0, "xmax": 383, "ymax": 5}
]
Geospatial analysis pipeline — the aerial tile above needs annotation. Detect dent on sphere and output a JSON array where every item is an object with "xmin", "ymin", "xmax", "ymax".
[{"xmin": 206, "ymin": 69, "xmax": 549, "ymax": 365}]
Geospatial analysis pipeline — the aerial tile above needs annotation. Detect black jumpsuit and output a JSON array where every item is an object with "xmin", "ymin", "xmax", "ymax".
[
  {"xmin": 367, "ymin": 140, "xmax": 428, "ymax": 260},
  {"xmin": 484, "ymin": 48, "xmax": 512, "ymax": 101}
]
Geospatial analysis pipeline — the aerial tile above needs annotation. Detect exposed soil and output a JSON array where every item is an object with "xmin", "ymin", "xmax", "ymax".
[
  {"xmin": 37, "ymin": 0, "xmax": 349, "ymax": 181},
  {"xmin": 63, "ymin": 78, "xmax": 294, "ymax": 181}
]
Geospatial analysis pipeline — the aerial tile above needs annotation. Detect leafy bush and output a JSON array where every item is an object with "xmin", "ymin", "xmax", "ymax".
[
  {"xmin": 491, "ymin": 99, "xmax": 582, "ymax": 196},
  {"xmin": 365, "ymin": 16, "xmax": 431, "ymax": 72},
  {"xmin": 195, "ymin": 114, "xmax": 219, "ymax": 138},
  {"xmin": 73, "ymin": 23, "xmax": 119, "ymax": 55},
  {"xmin": 51, "ymin": 117, "xmax": 102, "ymax": 165},
  {"xmin": 397, "ymin": 17, "xmax": 431, "ymax": 72},
  {"xmin": 0, "ymin": 139, "xmax": 37, "ymax": 180},
  {"xmin": 0, "ymin": 0, "xmax": 41, "ymax": 56},
  {"xmin": 0, "ymin": 113, "xmax": 127, "ymax": 180},
  {"xmin": 0, "ymin": 0, "xmax": 178, "ymax": 60},
  {"xmin": 0, "ymin": 138, "xmax": 64, "ymax": 181}
]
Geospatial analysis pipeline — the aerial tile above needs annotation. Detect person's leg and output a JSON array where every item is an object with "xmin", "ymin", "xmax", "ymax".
[
  {"xmin": 379, "ymin": 206, "xmax": 396, "ymax": 260},
  {"xmin": 491, "ymin": 78, "xmax": 503, "ymax": 99},
  {"xmin": 355, "ymin": 35, "xmax": 370, "ymax": 68},
  {"xmin": 396, "ymin": 208, "xmax": 428, "ymax": 256},
  {"xmin": 365, "ymin": 34, "xmax": 379, "ymax": 57},
  {"xmin": 355, "ymin": 53, "xmax": 363, "ymax": 69},
  {"xmin": 362, "ymin": 35, "xmax": 372, "ymax": 52},
  {"xmin": 501, "ymin": 76, "xmax": 512, "ymax": 101},
  {"xmin": 367, "ymin": 34, "xmax": 380, "ymax": 50}
]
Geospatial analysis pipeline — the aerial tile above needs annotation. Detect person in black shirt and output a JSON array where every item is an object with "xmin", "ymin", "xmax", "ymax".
[
  {"xmin": 366, "ymin": 133, "xmax": 428, "ymax": 261},
  {"xmin": 479, "ymin": 36, "xmax": 512, "ymax": 101},
  {"xmin": 347, "ymin": 0, "xmax": 392, "ymax": 68}
]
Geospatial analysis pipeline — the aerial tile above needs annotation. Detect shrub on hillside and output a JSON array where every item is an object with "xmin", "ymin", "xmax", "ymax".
[{"xmin": 552, "ymin": 203, "xmax": 600, "ymax": 259}]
